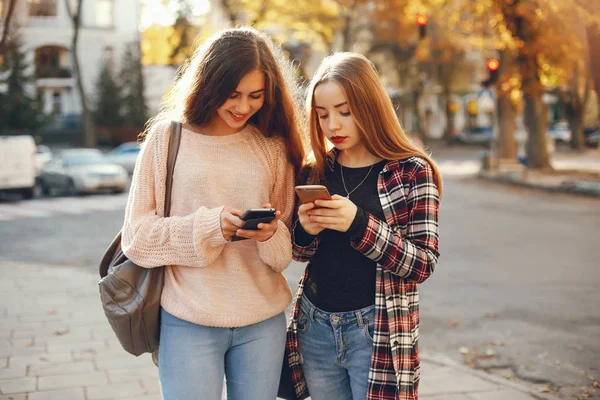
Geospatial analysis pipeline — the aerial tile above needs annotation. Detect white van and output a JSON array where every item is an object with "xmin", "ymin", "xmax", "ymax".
[{"xmin": 0, "ymin": 135, "xmax": 37, "ymax": 199}]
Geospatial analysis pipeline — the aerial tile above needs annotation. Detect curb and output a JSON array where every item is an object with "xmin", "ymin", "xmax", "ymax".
[
  {"xmin": 478, "ymin": 173, "xmax": 600, "ymax": 198},
  {"xmin": 420, "ymin": 353, "xmax": 562, "ymax": 400}
]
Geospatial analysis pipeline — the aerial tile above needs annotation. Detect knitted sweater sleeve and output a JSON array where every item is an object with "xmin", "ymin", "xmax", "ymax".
[
  {"xmin": 255, "ymin": 139, "xmax": 294, "ymax": 273},
  {"xmin": 121, "ymin": 122, "xmax": 227, "ymax": 268}
]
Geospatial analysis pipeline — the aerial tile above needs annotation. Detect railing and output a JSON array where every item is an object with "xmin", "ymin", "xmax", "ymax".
[
  {"xmin": 36, "ymin": 66, "xmax": 72, "ymax": 79},
  {"xmin": 26, "ymin": 16, "xmax": 66, "ymax": 29}
]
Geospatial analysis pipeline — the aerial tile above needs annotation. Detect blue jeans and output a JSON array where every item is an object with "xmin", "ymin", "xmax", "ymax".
[
  {"xmin": 298, "ymin": 296, "xmax": 375, "ymax": 400},
  {"xmin": 158, "ymin": 308, "xmax": 286, "ymax": 400}
]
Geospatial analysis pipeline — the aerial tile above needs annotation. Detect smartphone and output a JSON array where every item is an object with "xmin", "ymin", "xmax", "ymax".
[
  {"xmin": 232, "ymin": 208, "xmax": 276, "ymax": 241},
  {"xmin": 295, "ymin": 185, "xmax": 332, "ymax": 204}
]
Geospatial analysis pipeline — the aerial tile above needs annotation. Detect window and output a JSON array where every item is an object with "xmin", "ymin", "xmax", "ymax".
[
  {"xmin": 35, "ymin": 47, "xmax": 60, "ymax": 68},
  {"xmin": 28, "ymin": 0, "xmax": 57, "ymax": 17},
  {"xmin": 96, "ymin": 0, "xmax": 114, "ymax": 27},
  {"xmin": 104, "ymin": 46, "xmax": 114, "ymax": 70},
  {"xmin": 52, "ymin": 91, "xmax": 62, "ymax": 114}
]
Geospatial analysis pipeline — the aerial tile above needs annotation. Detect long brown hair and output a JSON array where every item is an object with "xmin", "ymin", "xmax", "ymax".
[
  {"xmin": 142, "ymin": 27, "xmax": 305, "ymax": 173},
  {"xmin": 306, "ymin": 52, "xmax": 442, "ymax": 195}
]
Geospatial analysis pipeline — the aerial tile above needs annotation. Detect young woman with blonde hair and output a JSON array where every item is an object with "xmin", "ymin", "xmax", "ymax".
[
  {"xmin": 285, "ymin": 52, "xmax": 442, "ymax": 400},
  {"xmin": 121, "ymin": 27, "xmax": 305, "ymax": 399}
]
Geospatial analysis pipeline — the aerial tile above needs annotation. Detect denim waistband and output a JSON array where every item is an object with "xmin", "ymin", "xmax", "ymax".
[{"xmin": 299, "ymin": 295, "xmax": 375, "ymax": 325}]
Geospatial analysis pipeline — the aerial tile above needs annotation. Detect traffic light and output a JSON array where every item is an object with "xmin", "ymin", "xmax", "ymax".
[
  {"xmin": 416, "ymin": 14, "xmax": 428, "ymax": 39},
  {"xmin": 486, "ymin": 58, "xmax": 500, "ymax": 85}
]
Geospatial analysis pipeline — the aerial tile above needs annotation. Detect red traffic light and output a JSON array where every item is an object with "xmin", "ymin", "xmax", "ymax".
[
  {"xmin": 416, "ymin": 14, "xmax": 428, "ymax": 27},
  {"xmin": 486, "ymin": 58, "xmax": 500, "ymax": 71}
]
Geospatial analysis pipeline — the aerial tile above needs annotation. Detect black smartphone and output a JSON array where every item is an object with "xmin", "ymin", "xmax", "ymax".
[{"xmin": 232, "ymin": 208, "xmax": 276, "ymax": 241}]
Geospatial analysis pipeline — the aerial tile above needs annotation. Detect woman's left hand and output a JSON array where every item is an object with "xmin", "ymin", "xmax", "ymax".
[
  {"xmin": 307, "ymin": 195, "xmax": 357, "ymax": 233},
  {"xmin": 235, "ymin": 203, "xmax": 281, "ymax": 242}
]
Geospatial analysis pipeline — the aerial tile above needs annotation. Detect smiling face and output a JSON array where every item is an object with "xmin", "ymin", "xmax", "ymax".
[
  {"xmin": 214, "ymin": 69, "xmax": 266, "ymax": 134},
  {"xmin": 313, "ymin": 80, "xmax": 364, "ymax": 154}
]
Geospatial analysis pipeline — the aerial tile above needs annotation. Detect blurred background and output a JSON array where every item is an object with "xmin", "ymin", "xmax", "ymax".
[{"xmin": 0, "ymin": 1, "xmax": 599, "ymax": 399}]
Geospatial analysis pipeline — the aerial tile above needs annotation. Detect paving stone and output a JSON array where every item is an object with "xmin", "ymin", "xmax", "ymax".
[
  {"xmin": 0, "ymin": 377, "xmax": 36, "ymax": 394},
  {"xmin": 37, "ymin": 372, "xmax": 107, "ymax": 391},
  {"xmin": 28, "ymin": 388, "xmax": 85, "ymax": 400}
]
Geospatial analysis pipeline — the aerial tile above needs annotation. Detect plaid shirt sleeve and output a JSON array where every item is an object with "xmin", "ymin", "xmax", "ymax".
[
  {"xmin": 292, "ymin": 219, "xmax": 320, "ymax": 262},
  {"xmin": 352, "ymin": 159, "xmax": 440, "ymax": 283}
]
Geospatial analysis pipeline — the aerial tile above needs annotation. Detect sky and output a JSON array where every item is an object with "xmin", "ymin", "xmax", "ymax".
[{"xmin": 139, "ymin": 0, "xmax": 211, "ymax": 29}]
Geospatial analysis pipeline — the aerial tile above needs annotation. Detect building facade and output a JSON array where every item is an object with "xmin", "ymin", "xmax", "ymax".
[{"xmin": 2, "ymin": 0, "xmax": 139, "ymax": 121}]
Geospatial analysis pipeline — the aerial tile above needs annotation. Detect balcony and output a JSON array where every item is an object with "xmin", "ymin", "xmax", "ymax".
[
  {"xmin": 26, "ymin": 16, "xmax": 63, "ymax": 29},
  {"xmin": 35, "ymin": 66, "xmax": 72, "ymax": 79}
]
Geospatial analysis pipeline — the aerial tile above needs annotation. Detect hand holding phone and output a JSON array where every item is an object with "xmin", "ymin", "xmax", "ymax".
[
  {"xmin": 295, "ymin": 185, "xmax": 332, "ymax": 204},
  {"xmin": 232, "ymin": 206, "xmax": 278, "ymax": 242}
]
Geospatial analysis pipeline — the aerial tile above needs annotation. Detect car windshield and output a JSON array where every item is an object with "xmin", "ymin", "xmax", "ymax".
[{"xmin": 63, "ymin": 151, "xmax": 107, "ymax": 166}]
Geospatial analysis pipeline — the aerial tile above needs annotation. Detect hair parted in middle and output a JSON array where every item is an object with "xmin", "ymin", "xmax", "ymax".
[
  {"xmin": 305, "ymin": 52, "xmax": 442, "ymax": 195},
  {"xmin": 143, "ymin": 26, "xmax": 306, "ymax": 174}
]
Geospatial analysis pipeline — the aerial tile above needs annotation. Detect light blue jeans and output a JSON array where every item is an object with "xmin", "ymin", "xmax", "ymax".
[
  {"xmin": 298, "ymin": 296, "xmax": 375, "ymax": 400},
  {"xmin": 158, "ymin": 308, "xmax": 286, "ymax": 400}
]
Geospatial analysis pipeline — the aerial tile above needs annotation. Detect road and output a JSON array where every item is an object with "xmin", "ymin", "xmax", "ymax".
[{"xmin": 0, "ymin": 155, "xmax": 598, "ymax": 398}]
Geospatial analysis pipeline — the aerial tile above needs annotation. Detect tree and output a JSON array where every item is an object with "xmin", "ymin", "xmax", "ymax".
[
  {"xmin": 120, "ymin": 45, "xmax": 148, "ymax": 128},
  {"xmin": 93, "ymin": 59, "xmax": 122, "ymax": 128},
  {"xmin": 168, "ymin": 0, "xmax": 199, "ymax": 65},
  {"xmin": 0, "ymin": 28, "xmax": 44, "ymax": 132},
  {"xmin": 588, "ymin": 25, "xmax": 600, "ymax": 124},
  {"xmin": 0, "ymin": 0, "xmax": 17, "ymax": 56},
  {"xmin": 64, "ymin": 0, "xmax": 96, "ymax": 148}
]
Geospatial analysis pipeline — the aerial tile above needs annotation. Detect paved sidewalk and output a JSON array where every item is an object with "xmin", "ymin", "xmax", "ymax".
[
  {"xmin": 0, "ymin": 260, "xmax": 559, "ymax": 400},
  {"xmin": 478, "ymin": 149, "xmax": 600, "ymax": 198}
]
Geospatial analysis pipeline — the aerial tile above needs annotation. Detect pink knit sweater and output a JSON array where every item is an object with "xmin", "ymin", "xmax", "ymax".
[{"xmin": 121, "ymin": 122, "xmax": 295, "ymax": 327}]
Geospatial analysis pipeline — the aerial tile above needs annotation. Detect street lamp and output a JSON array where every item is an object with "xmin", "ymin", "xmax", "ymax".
[{"xmin": 416, "ymin": 14, "xmax": 428, "ymax": 39}]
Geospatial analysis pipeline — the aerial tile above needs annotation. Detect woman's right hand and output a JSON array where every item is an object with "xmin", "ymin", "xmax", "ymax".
[
  {"xmin": 220, "ymin": 207, "xmax": 244, "ymax": 241},
  {"xmin": 298, "ymin": 202, "xmax": 325, "ymax": 236}
]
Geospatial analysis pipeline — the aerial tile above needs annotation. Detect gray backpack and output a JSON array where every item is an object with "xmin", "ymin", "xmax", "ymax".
[{"xmin": 98, "ymin": 121, "xmax": 181, "ymax": 357}]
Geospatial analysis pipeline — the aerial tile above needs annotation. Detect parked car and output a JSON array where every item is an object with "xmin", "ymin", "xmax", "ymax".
[
  {"xmin": 455, "ymin": 126, "xmax": 493, "ymax": 145},
  {"xmin": 0, "ymin": 135, "xmax": 37, "ymax": 199},
  {"xmin": 104, "ymin": 142, "xmax": 140, "ymax": 175},
  {"xmin": 37, "ymin": 149, "xmax": 129, "ymax": 196},
  {"xmin": 35, "ymin": 145, "xmax": 53, "ymax": 173},
  {"xmin": 547, "ymin": 121, "xmax": 572, "ymax": 143},
  {"xmin": 585, "ymin": 129, "xmax": 600, "ymax": 148}
]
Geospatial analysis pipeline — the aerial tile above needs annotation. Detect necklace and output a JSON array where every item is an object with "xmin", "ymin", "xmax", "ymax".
[{"xmin": 340, "ymin": 163, "xmax": 374, "ymax": 198}]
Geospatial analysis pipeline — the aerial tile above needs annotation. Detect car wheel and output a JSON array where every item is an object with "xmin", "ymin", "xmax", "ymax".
[
  {"xmin": 65, "ymin": 179, "xmax": 78, "ymax": 197},
  {"xmin": 33, "ymin": 179, "xmax": 45, "ymax": 198},
  {"xmin": 21, "ymin": 187, "xmax": 35, "ymax": 200}
]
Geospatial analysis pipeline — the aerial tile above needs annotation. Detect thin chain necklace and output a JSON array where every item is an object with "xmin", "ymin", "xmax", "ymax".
[{"xmin": 340, "ymin": 163, "xmax": 374, "ymax": 198}]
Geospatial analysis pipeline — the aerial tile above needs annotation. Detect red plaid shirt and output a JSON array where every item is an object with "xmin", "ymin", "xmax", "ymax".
[{"xmin": 286, "ymin": 151, "xmax": 440, "ymax": 400}]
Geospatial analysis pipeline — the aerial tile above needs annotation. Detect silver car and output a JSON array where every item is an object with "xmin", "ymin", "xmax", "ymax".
[
  {"xmin": 37, "ymin": 149, "xmax": 129, "ymax": 196},
  {"xmin": 104, "ymin": 142, "xmax": 141, "ymax": 175}
]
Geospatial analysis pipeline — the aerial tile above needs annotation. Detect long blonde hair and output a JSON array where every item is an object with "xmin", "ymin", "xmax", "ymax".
[{"xmin": 306, "ymin": 52, "xmax": 442, "ymax": 195}]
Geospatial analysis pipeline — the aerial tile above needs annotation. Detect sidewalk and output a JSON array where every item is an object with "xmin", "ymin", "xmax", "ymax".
[
  {"xmin": 478, "ymin": 150, "xmax": 600, "ymax": 198},
  {"xmin": 0, "ymin": 260, "xmax": 559, "ymax": 400}
]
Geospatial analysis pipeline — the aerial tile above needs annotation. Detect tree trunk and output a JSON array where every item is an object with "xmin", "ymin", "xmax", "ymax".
[
  {"xmin": 569, "ymin": 115, "xmax": 585, "ymax": 150},
  {"xmin": 496, "ymin": 94, "xmax": 517, "ymax": 159},
  {"xmin": 67, "ymin": 0, "xmax": 96, "ymax": 148},
  {"xmin": 587, "ymin": 25, "xmax": 600, "ymax": 122},
  {"xmin": 0, "ymin": 0, "xmax": 17, "ymax": 55},
  {"xmin": 443, "ymin": 90, "xmax": 455, "ymax": 144},
  {"xmin": 341, "ymin": 13, "xmax": 352, "ymax": 51},
  {"xmin": 496, "ymin": 50, "xmax": 517, "ymax": 159},
  {"xmin": 524, "ymin": 91, "xmax": 550, "ymax": 169}
]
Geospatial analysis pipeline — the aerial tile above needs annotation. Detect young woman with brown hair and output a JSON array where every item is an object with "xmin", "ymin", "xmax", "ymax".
[
  {"xmin": 285, "ymin": 52, "xmax": 442, "ymax": 400},
  {"xmin": 121, "ymin": 27, "xmax": 305, "ymax": 400}
]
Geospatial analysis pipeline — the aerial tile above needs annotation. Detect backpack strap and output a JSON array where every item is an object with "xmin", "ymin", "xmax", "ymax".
[{"xmin": 164, "ymin": 121, "xmax": 182, "ymax": 217}]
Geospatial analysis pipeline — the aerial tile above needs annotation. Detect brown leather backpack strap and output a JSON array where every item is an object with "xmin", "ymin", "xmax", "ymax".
[{"xmin": 164, "ymin": 121, "xmax": 182, "ymax": 218}]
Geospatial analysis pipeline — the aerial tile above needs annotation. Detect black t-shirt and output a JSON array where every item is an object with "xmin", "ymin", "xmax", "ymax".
[{"xmin": 295, "ymin": 160, "xmax": 387, "ymax": 312}]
